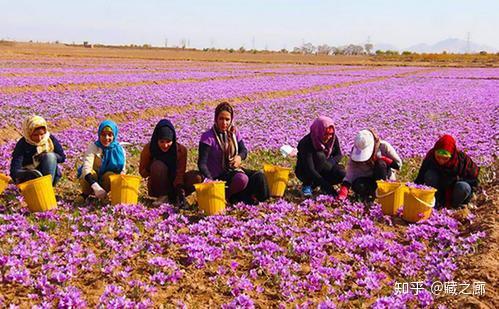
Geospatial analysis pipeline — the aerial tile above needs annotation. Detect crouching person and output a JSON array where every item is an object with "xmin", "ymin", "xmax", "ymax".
[
  {"xmin": 78, "ymin": 120, "xmax": 126, "ymax": 200},
  {"xmin": 10, "ymin": 115, "xmax": 66, "ymax": 186},
  {"xmin": 139, "ymin": 119, "xmax": 190, "ymax": 207}
]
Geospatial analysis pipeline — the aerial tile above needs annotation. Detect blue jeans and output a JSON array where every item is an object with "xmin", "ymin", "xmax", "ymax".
[
  {"xmin": 423, "ymin": 169, "xmax": 472, "ymax": 208},
  {"xmin": 14, "ymin": 153, "xmax": 60, "ymax": 186}
]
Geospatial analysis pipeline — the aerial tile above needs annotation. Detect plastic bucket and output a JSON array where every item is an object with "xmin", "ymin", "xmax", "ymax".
[
  {"xmin": 263, "ymin": 164, "xmax": 291, "ymax": 197},
  {"xmin": 0, "ymin": 173, "xmax": 11, "ymax": 194},
  {"xmin": 403, "ymin": 187, "xmax": 436, "ymax": 223},
  {"xmin": 17, "ymin": 175, "xmax": 57, "ymax": 212},
  {"xmin": 109, "ymin": 174, "xmax": 141, "ymax": 205},
  {"xmin": 375, "ymin": 181, "xmax": 406, "ymax": 215},
  {"xmin": 194, "ymin": 181, "xmax": 226, "ymax": 215}
]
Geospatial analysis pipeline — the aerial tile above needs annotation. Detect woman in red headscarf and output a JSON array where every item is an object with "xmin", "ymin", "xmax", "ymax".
[{"xmin": 415, "ymin": 134, "xmax": 480, "ymax": 208}]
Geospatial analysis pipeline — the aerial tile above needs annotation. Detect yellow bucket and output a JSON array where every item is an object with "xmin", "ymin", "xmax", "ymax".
[
  {"xmin": 194, "ymin": 181, "xmax": 226, "ymax": 215},
  {"xmin": 263, "ymin": 164, "xmax": 291, "ymax": 197},
  {"xmin": 403, "ymin": 187, "xmax": 436, "ymax": 223},
  {"xmin": 17, "ymin": 175, "xmax": 57, "ymax": 212},
  {"xmin": 0, "ymin": 173, "xmax": 11, "ymax": 194},
  {"xmin": 375, "ymin": 181, "xmax": 406, "ymax": 215},
  {"xmin": 109, "ymin": 174, "xmax": 141, "ymax": 205}
]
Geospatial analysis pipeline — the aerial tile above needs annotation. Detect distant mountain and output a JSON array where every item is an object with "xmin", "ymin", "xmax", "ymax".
[
  {"xmin": 373, "ymin": 42, "xmax": 399, "ymax": 52},
  {"xmin": 405, "ymin": 38, "xmax": 497, "ymax": 53}
]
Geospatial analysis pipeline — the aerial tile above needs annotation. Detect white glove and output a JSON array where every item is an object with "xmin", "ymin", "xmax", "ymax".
[{"xmin": 91, "ymin": 183, "xmax": 107, "ymax": 199}]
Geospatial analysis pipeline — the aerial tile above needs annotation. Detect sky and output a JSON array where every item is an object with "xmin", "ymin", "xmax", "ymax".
[{"xmin": 1, "ymin": 0, "xmax": 497, "ymax": 50}]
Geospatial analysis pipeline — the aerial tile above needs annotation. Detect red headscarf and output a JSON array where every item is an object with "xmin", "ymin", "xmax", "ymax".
[{"xmin": 428, "ymin": 134, "xmax": 459, "ymax": 169}]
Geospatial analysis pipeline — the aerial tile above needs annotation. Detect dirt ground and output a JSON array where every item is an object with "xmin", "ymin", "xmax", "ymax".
[
  {"xmin": 1, "ymin": 41, "xmax": 498, "ymax": 67},
  {"xmin": 436, "ymin": 179, "xmax": 499, "ymax": 308}
]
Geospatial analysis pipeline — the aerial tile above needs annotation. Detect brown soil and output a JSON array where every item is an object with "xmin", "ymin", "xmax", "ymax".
[
  {"xmin": 1, "ymin": 41, "xmax": 497, "ymax": 67},
  {"xmin": 435, "ymin": 180, "xmax": 499, "ymax": 308}
]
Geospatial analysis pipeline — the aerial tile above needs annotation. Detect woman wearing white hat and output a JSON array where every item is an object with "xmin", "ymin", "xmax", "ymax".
[{"xmin": 338, "ymin": 129, "xmax": 402, "ymax": 201}]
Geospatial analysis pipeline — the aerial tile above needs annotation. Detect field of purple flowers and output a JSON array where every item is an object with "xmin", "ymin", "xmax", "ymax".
[{"xmin": 0, "ymin": 56, "xmax": 497, "ymax": 307}]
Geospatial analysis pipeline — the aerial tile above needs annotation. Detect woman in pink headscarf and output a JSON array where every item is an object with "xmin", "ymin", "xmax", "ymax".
[{"xmin": 295, "ymin": 116, "xmax": 346, "ymax": 197}]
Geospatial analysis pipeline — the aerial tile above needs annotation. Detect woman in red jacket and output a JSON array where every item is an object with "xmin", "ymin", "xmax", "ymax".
[{"xmin": 415, "ymin": 134, "xmax": 480, "ymax": 208}]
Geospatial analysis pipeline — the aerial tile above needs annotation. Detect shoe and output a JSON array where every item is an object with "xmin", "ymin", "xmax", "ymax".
[{"xmin": 302, "ymin": 185, "xmax": 313, "ymax": 197}]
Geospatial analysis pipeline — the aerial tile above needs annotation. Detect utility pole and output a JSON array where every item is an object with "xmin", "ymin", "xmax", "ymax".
[{"xmin": 164, "ymin": 38, "xmax": 168, "ymax": 48}]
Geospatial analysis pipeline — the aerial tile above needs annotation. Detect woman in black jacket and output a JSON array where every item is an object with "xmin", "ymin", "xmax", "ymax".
[
  {"xmin": 295, "ymin": 116, "xmax": 345, "ymax": 197},
  {"xmin": 10, "ymin": 115, "xmax": 66, "ymax": 186}
]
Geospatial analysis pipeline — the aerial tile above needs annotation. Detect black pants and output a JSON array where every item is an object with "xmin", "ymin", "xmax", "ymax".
[
  {"xmin": 296, "ymin": 152, "xmax": 346, "ymax": 187},
  {"xmin": 351, "ymin": 159, "xmax": 391, "ymax": 199},
  {"xmin": 231, "ymin": 169, "xmax": 270, "ymax": 205}
]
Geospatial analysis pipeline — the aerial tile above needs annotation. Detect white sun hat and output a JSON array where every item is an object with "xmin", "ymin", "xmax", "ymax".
[{"xmin": 351, "ymin": 130, "xmax": 375, "ymax": 162}]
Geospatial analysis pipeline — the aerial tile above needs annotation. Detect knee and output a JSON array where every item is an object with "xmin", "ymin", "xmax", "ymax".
[
  {"xmin": 232, "ymin": 173, "xmax": 249, "ymax": 186},
  {"xmin": 183, "ymin": 171, "xmax": 204, "ymax": 194},
  {"xmin": 423, "ymin": 169, "xmax": 439, "ymax": 187},
  {"xmin": 39, "ymin": 152, "xmax": 57, "ymax": 163},
  {"xmin": 150, "ymin": 160, "xmax": 169, "ymax": 175},
  {"xmin": 184, "ymin": 170, "xmax": 203, "ymax": 185},
  {"xmin": 231, "ymin": 173, "xmax": 249, "ymax": 187},
  {"xmin": 335, "ymin": 164, "xmax": 346, "ymax": 179},
  {"xmin": 454, "ymin": 181, "xmax": 472, "ymax": 198}
]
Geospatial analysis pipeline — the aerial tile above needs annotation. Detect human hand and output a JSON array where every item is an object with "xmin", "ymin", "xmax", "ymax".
[
  {"xmin": 91, "ymin": 183, "xmax": 107, "ymax": 199},
  {"xmin": 229, "ymin": 155, "xmax": 242, "ymax": 168}
]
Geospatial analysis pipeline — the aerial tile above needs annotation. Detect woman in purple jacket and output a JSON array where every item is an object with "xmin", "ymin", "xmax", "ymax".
[{"xmin": 187, "ymin": 102, "xmax": 269, "ymax": 205}]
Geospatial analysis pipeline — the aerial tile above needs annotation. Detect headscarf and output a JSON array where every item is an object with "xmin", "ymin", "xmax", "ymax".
[
  {"xmin": 22, "ymin": 115, "xmax": 54, "ymax": 168},
  {"xmin": 213, "ymin": 102, "xmax": 240, "ymax": 172},
  {"xmin": 150, "ymin": 119, "xmax": 177, "ymax": 179},
  {"xmin": 310, "ymin": 116, "xmax": 336, "ymax": 158},
  {"xmin": 427, "ymin": 134, "xmax": 459, "ymax": 169},
  {"xmin": 94, "ymin": 120, "xmax": 125, "ymax": 177}
]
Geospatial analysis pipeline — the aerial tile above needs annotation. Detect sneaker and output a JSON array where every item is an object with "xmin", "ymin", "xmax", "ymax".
[{"xmin": 302, "ymin": 185, "xmax": 313, "ymax": 197}]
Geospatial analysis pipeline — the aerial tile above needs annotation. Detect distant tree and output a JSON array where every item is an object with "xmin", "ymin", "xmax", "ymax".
[
  {"xmin": 343, "ymin": 44, "xmax": 365, "ymax": 55},
  {"xmin": 238, "ymin": 46, "xmax": 246, "ymax": 53},
  {"xmin": 402, "ymin": 51, "xmax": 412, "ymax": 55},
  {"xmin": 479, "ymin": 50, "xmax": 487, "ymax": 55},
  {"xmin": 301, "ymin": 42, "xmax": 316, "ymax": 54},
  {"xmin": 317, "ymin": 44, "xmax": 333, "ymax": 55},
  {"xmin": 280, "ymin": 48, "xmax": 289, "ymax": 53},
  {"xmin": 375, "ymin": 50, "xmax": 384, "ymax": 55},
  {"xmin": 228, "ymin": 48, "xmax": 235, "ymax": 53},
  {"xmin": 364, "ymin": 43, "xmax": 374, "ymax": 54}
]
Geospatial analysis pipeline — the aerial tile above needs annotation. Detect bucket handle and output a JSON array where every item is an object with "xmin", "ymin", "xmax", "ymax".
[
  {"xmin": 375, "ymin": 184, "xmax": 404, "ymax": 199},
  {"xmin": 409, "ymin": 193, "xmax": 436, "ymax": 208}
]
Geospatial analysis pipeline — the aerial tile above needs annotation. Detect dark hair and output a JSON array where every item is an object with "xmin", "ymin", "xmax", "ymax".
[{"xmin": 214, "ymin": 102, "xmax": 234, "ymax": 121}]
